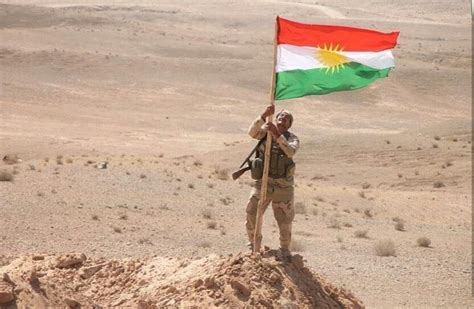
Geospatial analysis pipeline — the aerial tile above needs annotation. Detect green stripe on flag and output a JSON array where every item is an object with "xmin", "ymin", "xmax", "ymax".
[{"xmin": 275, "ymin": 62, "xmax": 391, "ymax": 100}]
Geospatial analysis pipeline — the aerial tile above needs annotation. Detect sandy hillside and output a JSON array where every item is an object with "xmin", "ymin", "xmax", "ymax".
[{"xmin": 0, "ymin": 0, "xmax": 472, "ymax": 308}]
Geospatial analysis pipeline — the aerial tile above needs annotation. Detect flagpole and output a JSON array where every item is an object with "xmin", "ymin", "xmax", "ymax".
[{"xmin": 253, "ymin": 17, "xmax": 278, "ymax": 253}]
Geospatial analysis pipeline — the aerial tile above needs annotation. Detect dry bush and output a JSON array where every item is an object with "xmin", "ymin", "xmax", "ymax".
[
  {"xmin": 445, "ymin": 160, "xmax": 453, "ymax": 167},
  {"xmin": 343, "ymin": 208, "xmax": 351, "ymax": 213},
  {"xmin": 385, "ymin": 140, "xmax": 391, "ymax": 144},
  {"xmin": 207, "ymin": 183, "xmax": 214, "ymax": 189},
  {"xmin": 363, "ymin": 208, "xmax": 373, "ymax": 218},
  {"xmin": 417, "ymin": 237, "xmax": 431, "ymax": 247},
  {"xmin": 213, "ymin": 166, "xmax": 229, "ymax": 181},
  {"xmin": 28, "ymin": 164, "xmax": 35, "ymax": 171},
  {"xmin": 433, "ymin": 181, "xmax": 445, "ymax": 188},
  {"xmin": 327, "ymin": 216, "xmax": 341, "ymax": 229},
  {"xmin": 193, "ymin": 160, "xmax": 203, "ymax": 167},
  {"xmin": 3, "ymin": 154, "xmax": 20, "ymax": 165},
  {"xmin": 188, "ymin": 183, "xmax": 195, "ymax": 189},
  {"xmin": 343, "ymin": 222, "xmax": 353, "ymax": 228},
  {"xmin": 432, "ymin": 143, "xmax": 439, "ymax": 148},
  {"xmin": 337, "ymin": 236, "xmax": 343, "ymax": 243},
  {"xmin": 395, "ymin": 221, "xmax": 405, "ymax": 231},
  {"xmin": 201, "ymin": 209, "xmax": 213, "ymax": 219},
  {"xmin": 374, "ymin": 239, "xmax": 396, "ymax": 257},
  {"xmin": 160, "ymin": 204, "xmax": 170, "ymax": 210},
  {"xmin": 392, "ymin": 216, "xmax": 403, "ymax": 223},
  {"xmin": 414, "ymin": 170, "xmax": 419, "ymax": 175},
  {"xmin": 66, "ymin": 158, "xmax": 73, "ymax": 164},
  {"xmin": 354, "ymin": 208, "xmax": 360, "ymax": 213},
  {"xmin": 0, "ymin": 171, "xmax": 14, "ymax": 182},
  {"xmin": 362, "ymin": 182, "xmax": 371, "ymax": 189},
  {"xmin": 44, "ymin": 157, "xmax": 49, "ymax": 163},
  {"xmin": 119, "ymin": 214, "xmax": 128, "ymax": 220},
  {"xmin": 206, "ymin": 221, "xmax": 217, "ymax": 229},
  {"xmin": 113, "ymin": 226, "xmax": 122, "ymax": 233},
  {"xmin": 290, "ymin": 238, "xmax": 304, "ymax": 252},
  {"xmin": 434, "ymin": 136, "xmax": 441, "ymax": 141},
  {"xmin": 197, "ymin": 241, "xmax": 211, "ymax": 248},
  {"xmin": 311, "ymin": 209, "xmax": 318, "ymax": 216},
  {"xmin": 354, "ymin": 229, "xmax": 369, "ymax": 238},
  {"xmin": 294, "ymin": 202, "xmax": 306, "ymax": 215},
  {"xmin": 315, "ymin": 196, "xmax": 325, "ymax": 203},
  {"xmin": 12, "ymin": 170, "xmax": 19, "ymax": 175},
  {"xmin": 91, "ymin": 214, "xmax": 99, "ymax": 221},
  {"xmin": 358, "ymin": 191, "xmax": 366, "ymax": 199},
  {"xmin": 138, "ymin": 237, "xmax": 152, "ymax": 245},
  {"xmin": 397, "ymin": 173, "xmax": 403, "ymax": 178},
  {"xmin": 140, "ymin": 173, "xmax": 147, "ymax": 179},
  {"xmin": 197, "ymin": 174, "xmax": 203, "ymax": 179},
  {"xmin": 219, "ymin": 196, "xmax": 233, "ymax": 205}
]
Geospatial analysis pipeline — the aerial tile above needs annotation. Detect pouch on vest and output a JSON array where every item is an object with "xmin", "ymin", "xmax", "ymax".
[{"xmin": 251, "ymin": 158, "xmax": 263, "ymax": 180}]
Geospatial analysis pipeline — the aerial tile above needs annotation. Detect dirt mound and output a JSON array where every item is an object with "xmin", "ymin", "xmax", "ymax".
[{"xmin": 0, "ymin": 249, "xmax": 363, "ymax": 308}]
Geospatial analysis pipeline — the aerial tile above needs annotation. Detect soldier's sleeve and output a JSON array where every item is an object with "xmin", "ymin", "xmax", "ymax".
[
  {"xmin": 276, "ymin": 133, "xmax": 299, "ymax": 158},
  {"xmin": 248, "ymin": 117, "xmax": 267, "ymax": 140}
]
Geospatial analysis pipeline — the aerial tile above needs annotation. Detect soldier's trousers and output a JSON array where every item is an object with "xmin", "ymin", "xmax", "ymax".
[{"xmin": 245, "ymin": 183, "xmax": 295, "ymax": 250}]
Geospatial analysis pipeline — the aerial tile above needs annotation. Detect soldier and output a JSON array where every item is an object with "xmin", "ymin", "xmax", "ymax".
[{"xmin": 245, "ymin": 104, "xmax": 300, "ymax": 258}]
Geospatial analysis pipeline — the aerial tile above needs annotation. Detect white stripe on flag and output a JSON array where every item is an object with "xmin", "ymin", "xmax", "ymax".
[{"xmin": 276, "ymin": 44, "xmax": 395, "ymax": 72}]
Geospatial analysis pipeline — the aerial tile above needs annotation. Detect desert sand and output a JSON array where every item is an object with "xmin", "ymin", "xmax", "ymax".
[{"xmin": 0, "ymin": 0, "xmax": 472, "ymax": 307}]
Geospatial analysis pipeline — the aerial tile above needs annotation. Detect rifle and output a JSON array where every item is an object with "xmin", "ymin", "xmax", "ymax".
[{"xmin": 232, "ymin": 136, "xmax": 266, "ymax": 180}]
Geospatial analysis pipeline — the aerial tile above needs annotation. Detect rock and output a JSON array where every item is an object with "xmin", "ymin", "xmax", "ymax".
[
  {"xmin": 193, "ymin": 279, "xmax": 203, "ymax": 288},
  {"xmin": 166, "ymin": 286, "xmax": 177, "ymax": 294},
  {"xmin": 64, "ymin": 297, "xmax": 81, "ymax": 308},
  {"xmin": 0, "ymin": 281, "xmax": 14, "ymax": 304},
  {"xmin": 32, "ymin": 255, "xmax": 45, "ymax": 261},
  {"xmin": 204, "ymin": 276, "xmax": 215, "ymax": 289},
  {"xmin": 79, "ymin": 264, "xmax": 104, "ymax": 279},
  {"xmin": 230, "ymin": 279, "xmax": 251, "ymax": 297},
  {"xmin": 56, "ymin": 253, "xmax": 86, "ymax": 268},
  {"xmin": 97, "ymin": 162, "xmax": 108, "ymax": 169},
  {"xmin": 269, "ymin": 272, "xmax": 281, "ymax": 284}
]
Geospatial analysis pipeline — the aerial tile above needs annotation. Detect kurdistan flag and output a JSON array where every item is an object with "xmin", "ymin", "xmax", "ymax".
[{"xmin": 274, "ymin": 17, "xmax": 399, "ymax": 100}]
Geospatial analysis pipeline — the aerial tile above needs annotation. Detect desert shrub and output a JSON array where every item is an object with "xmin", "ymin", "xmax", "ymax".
[
  {"xmin": 433, "ymin": 181, "xmax": 445, "ymax": 188},
  {"xmin": 362, "ymin": 182, "xmax": 371, "ymax": 189},
  {"xmin": 358, "ymin": 191, "xmax": 366, "ymax": 199},
  {"xmin": 66, "ymin": 158, "xmax": 73, "ymax": 164},
  {"xmin": 197, "ymin": 241, "xmax": 211, "ymax": 248},
  {"xmin": 294, "ymin": 202, "xmax": 306, "ymax": 215},
  {"xmin": 432, "ymin": 143, "xmax": 439, "ymax": 148},
  {"xmin": 188, "ymin": 183, "xmax": 195, "ymax": 189},
  {"xmin": 119, "ymin": 214, "xmax": 128, "ymax": 220},
  {"xmin": 28, "ymin": 164, "xmax": 35, "ymax": 170},
  {"xmin": 434, "ymin": 136, "xmax": 441, "ymax": 141},
  {"xmin": 374, "ymin": 239, "xmax": 396, "ymax": 257},
  {"xmin": 354, "ymin": 229, "xmax": 369, "ymax": 238},
  {"xmin": 315, "ymin": 196, "xmax": 325, "ymax": 202},
  {"xmin": 201, "ymin": 209, "xmax": 213, "ymax": 219},
  {"xmin": 113, "ymin": 226, "xmax": 122, "ymax": 233},
  {"xmin": 395, "ymin": 221, "xmax": 405, "ymax": 231},
  {"xmin": 193, "ymin": 160, "xmax": 203, "ymax": 167},
  {"xmin": 207, "ymin": 221, "xmax": 217, "ymax": 229},
  {"xmin": 214, "ymin": 166, "xmax": 229, "ymax": 181},
  {"xmin": 417, "ymin": 237, "xmax": 431, "ymax": 247},
  {"xmin": 140, "ymin": 174, "xmax": 147, "ymax": 179},
  {"xmin": 364, "ymin": 208, "xmax": 373, "ymax": 218},
  {"xmin": 0, "ymin": 171, "xmax": 13, "ymax": 182},
  {"xmin": 91, "ymin": 214, "xmax": 99, "ymax": 220},
  {"xmin": 327, "ymin": 216, "xmax": 341, "ymax": 229}
]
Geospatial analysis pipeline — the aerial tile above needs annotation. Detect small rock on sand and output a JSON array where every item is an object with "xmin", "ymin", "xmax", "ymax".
[{"xmin": 0, "ymin": 281, "xmax": 14, "ymax": 304}]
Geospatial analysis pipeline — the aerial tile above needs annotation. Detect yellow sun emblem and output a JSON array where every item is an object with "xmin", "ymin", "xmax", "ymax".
[{"xmin": 316, "ymin": 43, "xmax": 348, "ymax": 74}]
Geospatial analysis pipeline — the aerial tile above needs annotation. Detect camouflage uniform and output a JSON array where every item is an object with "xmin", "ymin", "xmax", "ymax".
[{"xmin": 245, "ymin": 116, "xmax": 300, "ymax": 250}]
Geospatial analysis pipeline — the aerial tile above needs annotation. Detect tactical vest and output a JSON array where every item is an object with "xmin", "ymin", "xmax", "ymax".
[{"xmin": 253, "ymin": 131, "xmax": 295, "ymax": 179}]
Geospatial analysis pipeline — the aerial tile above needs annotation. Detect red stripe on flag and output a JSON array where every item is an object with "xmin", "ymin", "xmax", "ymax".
[{"xmin": 277, "ymin": 17, "xmax": 399, "ymax": 52}]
